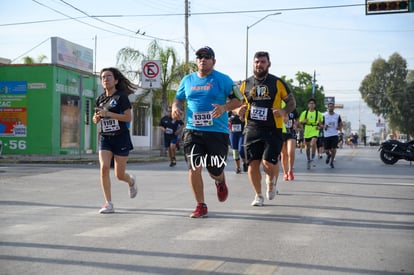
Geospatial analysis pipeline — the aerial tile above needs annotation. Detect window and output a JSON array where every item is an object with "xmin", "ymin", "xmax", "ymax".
[
  {"xmin": 85, "ymin": 99, "xmax": 91, "ymax": 125},
  {"xmin": 133, "ymin": 104, "xmax": 149, "ymax": 136}
]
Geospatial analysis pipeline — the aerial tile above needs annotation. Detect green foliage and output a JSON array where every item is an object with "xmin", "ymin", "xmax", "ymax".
[
  {"xmin": 342, "ymin": 121, "xmax": 352, "ymax": 135},
  {"xmin": 359, "ymin": 52, "xmax": 413, "ymax": 137},
  {"xmin": 283, "ymin": 71, "xmax": 326, "ymax": 114},
  {"xmin": 359, "ymin": 124, "xmax": 367, "ymax": 139},
  {"xmin": 23, "ymin": 56, "xmax": 34, "ymax": 64},
  {"xmin": 22, "ymin": 55, "xmax": 48, "ymax": 64},
  {"xmin": 116, "ymin": 40, "xmax": 196, "ymax": 126}
]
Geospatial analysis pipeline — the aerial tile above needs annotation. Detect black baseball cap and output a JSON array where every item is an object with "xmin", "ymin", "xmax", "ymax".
[{"xmin": 196, "ymin": 46, "xmax": 215, "ymax": 59}]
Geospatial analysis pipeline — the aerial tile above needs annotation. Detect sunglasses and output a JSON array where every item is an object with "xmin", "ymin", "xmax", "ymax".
[{"xmin": 197, "ymin": 53, "xmax": 212, "ymax": 60}]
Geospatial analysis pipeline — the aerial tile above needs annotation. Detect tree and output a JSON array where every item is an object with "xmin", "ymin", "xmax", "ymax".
[
  {"xmin": 359, "ymin": 53, "xmax": 413, "ymax": 137},
  {"xmin": 407, "ymin": 70, "xmax": 414, "ymax": 83},
  {"xmin": 283, "ymin": 71, "xmax": 326, "ymax": 114},
  {"xmin": 22, "ymin": 55, "xmax": 48, "ymax": 64},
  {"xmin": 359, "ymin": 124, "xmax": 367, "ymax": 145},
  {"xmin": 342, "ymin": 121, "xmax": 352, "ymax": 136},
  {"xmin": 388, "ymin": 80, "xmax": 414, "ymax": 137},
  {"xmin": 117, "ymin": 40, "xmax": 196, "ymax": 125}
]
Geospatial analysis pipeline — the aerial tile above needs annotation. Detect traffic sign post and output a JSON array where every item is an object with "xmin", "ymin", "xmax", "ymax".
[
  {"xmin": 324, "ymin": 96, "xmax": 335, "ymax": 106},
  {"xmin": 140, "ymin": 60, "xmax": 162, "ymax": 156},
  {"xmin": 141, "ymin": 60, "xmax": 161, "ymax": 89}
]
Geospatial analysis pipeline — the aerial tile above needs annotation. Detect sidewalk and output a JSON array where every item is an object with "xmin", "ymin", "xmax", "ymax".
[{"xmin": 0, "ymin": 149, "xmax": 182, "ymax": 164}]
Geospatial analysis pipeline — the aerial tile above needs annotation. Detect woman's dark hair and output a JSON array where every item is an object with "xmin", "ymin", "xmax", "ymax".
[{"xmin": 100, "ymin": 67, "xmax": 138, "ymax": 95}]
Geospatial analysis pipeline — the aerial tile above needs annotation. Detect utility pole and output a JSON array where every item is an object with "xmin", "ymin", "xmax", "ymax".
[
  {"xmin": 184, "ymin": 0, "xmax": 189, "ymax": 63},
  {"xmin": 312, "ymin": 70, "xmax": 316, "ymax": 98}
]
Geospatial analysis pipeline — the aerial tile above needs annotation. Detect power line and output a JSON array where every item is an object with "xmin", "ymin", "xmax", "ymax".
[
  {"xmin": 3, "ymin": 3, "xmax": 412, "ymax": 35},
  {"xmin": 2, "ymin": 3, "xmax": 365, "ymax": 24},
  {"xmin": 91, "ymin": 3, "xmax": 365, "ymax": 17},
  {"xmin": 0, "ymin": 17, "xmax": 87, "ymax": 26},
  {"xmin": 30, "ymin": 0, "xmax": 183, "ymax": 44},
  {"xmin": 58, "ymin": 0, "xmax": 134, "ymax": 34},
  {"xmin": 11, "ymin": 38, "xmax": 50, "ymax": 63},
  {"xmin": 32, "ymin": 0, "xmax": 122, "ymax": 36}
]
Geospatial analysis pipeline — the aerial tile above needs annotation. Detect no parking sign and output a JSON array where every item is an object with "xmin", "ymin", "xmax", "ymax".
[{"xmin": 141, "ymin": 60, "xmax": 161, "ymax": 89}]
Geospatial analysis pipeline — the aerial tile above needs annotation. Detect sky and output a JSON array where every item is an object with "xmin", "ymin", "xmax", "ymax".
[{"xmin": 1, "ymin": 0, "xmax": 414, "ymax": 136}]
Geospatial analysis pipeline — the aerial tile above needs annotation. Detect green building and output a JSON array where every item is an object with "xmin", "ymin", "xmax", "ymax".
[
  {"xmin": 1, "ymin": 37, "xmax": 158, "ymax": 156},
  {"xmin": 0, "ymin": 64, "xmax": 98, "ymax": 155}
]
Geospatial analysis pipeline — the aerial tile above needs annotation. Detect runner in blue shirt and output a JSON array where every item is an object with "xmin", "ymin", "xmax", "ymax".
[{"xmin": 172, "ymin": 46, "xmax": 243, "ymax": 218}]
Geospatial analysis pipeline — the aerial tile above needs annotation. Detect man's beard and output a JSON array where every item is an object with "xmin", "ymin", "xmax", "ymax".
[{"xmin": 254, "ymin": 68, "xmax": 268, "ymax": 79}]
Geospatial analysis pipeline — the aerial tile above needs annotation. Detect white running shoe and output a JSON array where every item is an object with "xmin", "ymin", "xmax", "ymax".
[
  {"xmin": 99, "ymin": 202, "xmax": 114, "ymax": 214},
  {"xmin": 266, "ymin": 178, "xmax": 278, "ymax": 200},
  {"xmin": 266, "ymin": 185, "xmax": 276, "ymax": 200},
  {"xmin": 251, "ymin": 194, "xmax": 264, "ymax": 206},
  {"xmin": 129, "ymin": 175, "xmax": 137, "ymax": 198}
]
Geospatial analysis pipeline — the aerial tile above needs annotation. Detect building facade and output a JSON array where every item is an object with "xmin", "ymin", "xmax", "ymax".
[{"xmin": 0, "ymin": 64, "xmax": 98, "ymax": 155}]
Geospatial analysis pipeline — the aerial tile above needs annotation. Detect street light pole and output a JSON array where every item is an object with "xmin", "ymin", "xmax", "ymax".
[{"xmin": 245, "ymin": 12, "xmax": 282, "ymax": 80}]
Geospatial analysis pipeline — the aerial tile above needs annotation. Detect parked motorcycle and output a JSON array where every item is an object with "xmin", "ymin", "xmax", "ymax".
[{"xmin": 379, "ymin": 139, "xmax": 414, "ymax": 165}]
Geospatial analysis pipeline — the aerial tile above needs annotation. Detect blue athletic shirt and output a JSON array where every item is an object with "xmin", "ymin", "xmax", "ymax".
[{"xmin": 176, "ymin": 70, "xmax": 236, "ymax": 134}]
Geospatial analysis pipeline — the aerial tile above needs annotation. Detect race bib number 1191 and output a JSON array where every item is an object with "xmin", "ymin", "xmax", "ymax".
[{"xmin": 101, "ymin": 118, "xmax": 120, "ymax": 132}]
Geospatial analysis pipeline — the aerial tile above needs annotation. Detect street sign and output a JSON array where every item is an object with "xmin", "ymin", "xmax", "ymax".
[
  {"xmin": 141, "ymin": 60, "xmax": 161, "ymax": 89},
  {"xmin": 324, "ymin": 96, "xmax": 335, "ymax": 106}
]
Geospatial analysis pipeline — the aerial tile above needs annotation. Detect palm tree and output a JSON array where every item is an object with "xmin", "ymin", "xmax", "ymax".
[
  {"xmin": 22, "ymin": 55, "xmax": 48, "ymax": 64},
  {"xmin": 117, "ymin": 40, "xmax": 196, "ymax": 125}
]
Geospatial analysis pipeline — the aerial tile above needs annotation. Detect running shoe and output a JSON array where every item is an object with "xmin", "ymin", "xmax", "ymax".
[
  {"xmin": 243, "ymin": 163, "xmax": 248, "ymax": 172},
  {"xmin": 215, "ymin": 180, "xmax": 228, "ymax": 202},
  {"xmin": 190, "ymin": 203, "xmax": 208, "ymax": 218},
  {"xmin": 251, "ymin": 194, "xmax": 264, "ymax": 206},
  {"xmin": 288, "ymin": 171, "xmax": 294, "ymax": 181},
  {"xmin": 129, "ymin": 175, "xmax": 137, "ymax": 198},
  {"xmin": 266, "ymin": 181, "xmax": 278, "ymax": 200},
  {"xmin": 283, "ymin": 173, "xmax": 289, "ymax": 181},
  {"xmin": 236, "ymin": 168, "xmax": 241, "ymax": 174},
  {"xmin": 307, "ymin": 159, "xmax": 311, "ymax": 170},
  {"xmin": 330, "ymin": 162, "xmax": 335, "ymax": 168},
  {"xmin": 99, "ymin": 202, "xmax": 114, "ymax": 214},
  {"xmin": 326, "ymin": 154, "xmax": 331, "ymax": 164}
]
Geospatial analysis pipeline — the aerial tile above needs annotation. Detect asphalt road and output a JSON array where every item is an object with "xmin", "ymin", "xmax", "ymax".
[{"xmin": 0, "ymin": 147, "xmax": 413, "ymax": 275}]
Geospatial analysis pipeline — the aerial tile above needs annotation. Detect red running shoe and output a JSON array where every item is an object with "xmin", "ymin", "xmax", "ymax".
[
  {"xmin": 288, "ymin": 171, "xmax": 294, "ymax": 181},
  {"xmin": 190, "ymin": 203, "xmax": 208, "ymax": 218},
  {"xmin": 215, "ymin": 180, "xmax": 228, "ymax": 202}
]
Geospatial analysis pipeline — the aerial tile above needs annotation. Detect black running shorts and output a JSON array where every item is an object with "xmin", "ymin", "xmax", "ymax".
[
  {"xmin": 244, "ymin": 127, "xmax": 283, "ymax": 164},
  {"xmin": 182, "ymin": 129, "xmax": 229, "ymax": 176}
]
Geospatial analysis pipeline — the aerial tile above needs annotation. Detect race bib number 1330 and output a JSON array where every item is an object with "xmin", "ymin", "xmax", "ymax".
[{"xmin": 192, "ymin": 111, "xmax": 213, "ymax": 126}]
